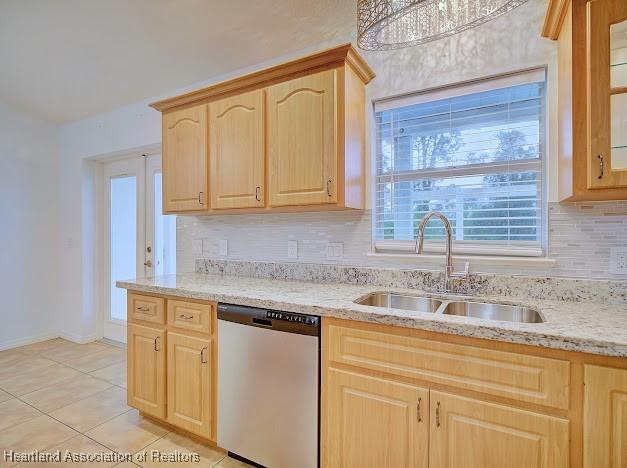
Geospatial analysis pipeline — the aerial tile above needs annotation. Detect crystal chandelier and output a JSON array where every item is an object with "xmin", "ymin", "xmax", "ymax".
[{"xmin": 358, "ymin": 0, "xmax": 530, "ymax": 50}]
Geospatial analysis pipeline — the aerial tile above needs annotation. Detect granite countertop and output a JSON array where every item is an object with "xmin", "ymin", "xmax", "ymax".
[{"xmin": 117, "ymin": 272, "xmax": 627, "ymax": 358}]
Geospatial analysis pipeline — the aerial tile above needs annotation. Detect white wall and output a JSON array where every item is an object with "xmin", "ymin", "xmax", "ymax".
[
  {"xmin": 0, "ymin": 100, "xmax": 60, "ymax": 349},
  {"xmin": 57, "ymin": 0, "xmax": 559, "ymax": 341}
]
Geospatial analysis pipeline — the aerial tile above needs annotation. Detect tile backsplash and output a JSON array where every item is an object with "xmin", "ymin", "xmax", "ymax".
[{"xmin": 177, "ymin": 201, "xmax": 627, "ymax": 279}]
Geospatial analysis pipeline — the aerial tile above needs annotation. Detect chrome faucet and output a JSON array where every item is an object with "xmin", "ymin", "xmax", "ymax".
[{"xmin": 415, "ymin": 211, "xmax": 469, "ymax": 292}]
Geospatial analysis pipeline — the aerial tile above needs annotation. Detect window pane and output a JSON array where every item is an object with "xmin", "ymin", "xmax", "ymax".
[
  {"xmin": 110, "ymin": 176, "xmax": 136, "ymax": 321},
  {"xmin": 374, "ymin": 80, "xmax": 545, "ymax": 249},
  {"xmin": 154, "ymin": 171, "xmax": 176, "ymax": 275}
]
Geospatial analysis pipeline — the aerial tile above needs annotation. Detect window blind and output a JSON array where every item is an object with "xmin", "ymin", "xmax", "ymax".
[{"xmin": 374, "ymin": 71, "xmax": 546, "ymax": 256}]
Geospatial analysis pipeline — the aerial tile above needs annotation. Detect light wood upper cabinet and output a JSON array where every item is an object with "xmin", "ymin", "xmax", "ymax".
[
  {"xmin": 151, "ymin": 44, "xmax": 374, "ymax": 215},
  {"xmin": 429, "ymin": 390, "xmax": 569, "ymax": 468},
  {"xmin": 127, "ymin": 323, "xmax": 166, "ymax": 419},
  {"xmin": 209, "ymin": 90, "xmax": 264, "ymax": 209},
  {"xmin": 162, "ymin": 104, "xmax": 208, "ymax": 212},
  {"xmin": 325, "ymin": 367, "xmax": 429, "ymax": 468},
  {"xmin": 267, "ymin": 70, "xmax": 337, "ymax": 207},
  {"xmin": 583, "ymin": 365, "xmax": 627, "ymax": 468},
  {"xmin": 543, "ymin": 0, "xmax": 627, "ymax": 200},
  {"xmin": 167, "ymin": 332, "xmax": 213, "ymax": 440},
  {"xmin": 587, "ymin": 1, "xmax": 627, "ymax": 189}
]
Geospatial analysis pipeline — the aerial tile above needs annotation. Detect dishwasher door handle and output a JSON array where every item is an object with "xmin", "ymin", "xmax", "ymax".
[{"xmin": 252, "ymin": 317, "xmax": 273, "ymax": 327}]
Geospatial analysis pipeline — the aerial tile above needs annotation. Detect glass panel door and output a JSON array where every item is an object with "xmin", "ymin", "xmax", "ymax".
[
  {"xmin": 146, "ymin": 154, "xmax": 176, "ymax": 277},
  {"xmin": 610, "ymin": 20, "xmax": 627, "ymax": 170},
  {"xmin": 103, "ymin": 157, "xmax": 145, "ymax": 343},
  {"xmin": 103, "ymin": 154, "xmax": 177, "ymax": 342},
  {"xmin": 109, "ymin": 175, "xmax": 137, "ymax": 321}
]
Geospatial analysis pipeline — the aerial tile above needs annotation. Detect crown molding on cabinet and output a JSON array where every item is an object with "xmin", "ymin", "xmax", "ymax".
[
  {"xmin": 150, "ymin": 43, "xmax": 376, "ymax": 113},
  {"xmin": 542, "ymin": 0, "xmax": 571, "ymax": 40}
]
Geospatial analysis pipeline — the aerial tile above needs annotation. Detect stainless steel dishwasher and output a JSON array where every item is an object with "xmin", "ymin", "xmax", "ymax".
[{"xmin": 217, "ymin": 303, "xmax": 320, "ymax": 468}]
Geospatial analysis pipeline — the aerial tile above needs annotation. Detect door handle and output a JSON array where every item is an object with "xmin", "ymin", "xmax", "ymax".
[
  {"xmin": 200, "ymin": 346, "xmax": 208, "ymax": 364},
  {"xmin": 326, "ymin": 179, "xmax": 333, "ymax": 197},
  {"xmin": 198, "ymin": 191, "xmax": 204, "ymax": 205},
  {"xmin": 144, "ymin": 260, "xmax": 152, "ymax": 267},
  {"xmin": 154, "ymin": 336, "xmax": 161, "ymax": 351},
  {"xmin": 178, "ymin": 314, "xmax": 194, "ymax": 320},
  {"xmin": 255, "ymin": 186, "xmax": 261, "ymax": 202},
  {"xmin": 598, "ymin": 154, "xmax": 604, "ymax": 179},
  {"xmin": 417, "ymin": 397, "xmax": 422, "ymax": 422}
]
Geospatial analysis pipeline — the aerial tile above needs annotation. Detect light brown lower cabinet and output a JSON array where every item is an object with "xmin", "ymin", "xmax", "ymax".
[
  {"xmin": 127, "ymin": 323, "xmax": 166, "ymax": 419},
  {"xmin": 429, "ymin": 390, "xmax": 569, "ymax": 468},
  {"xmin": 326, "ymin": 368, "xmax": 429, "ymax": 468},
  {"xmin": 166, "ymin": 332, "xmax": 213, "ymax": 439},
  {"xmin": 323, "ymin": 317, "xmax": 627, "ymax": 468},
  {"xmin": 583, "ymin": 365, "xmax": 627, "ymax": 468},
  {"xmin": 127, "ymin": 292, "xmax": 216, "ymax": 444}
]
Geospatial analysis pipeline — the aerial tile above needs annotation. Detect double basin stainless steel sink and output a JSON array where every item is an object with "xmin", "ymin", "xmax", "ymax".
[{"xmin": 355, "ymin": 292, "xmax": 544, "ymax": 324}]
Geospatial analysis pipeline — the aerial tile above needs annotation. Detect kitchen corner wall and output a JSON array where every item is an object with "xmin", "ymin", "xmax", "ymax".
[{"xmin": 177, "ymin": 201, "xmax": 627, "ymax": 279}]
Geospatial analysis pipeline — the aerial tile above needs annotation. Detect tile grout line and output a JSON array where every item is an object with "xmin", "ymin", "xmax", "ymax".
[{"xmin": 2, "ymin": 340, "xmax": 237, "ymax": 467}]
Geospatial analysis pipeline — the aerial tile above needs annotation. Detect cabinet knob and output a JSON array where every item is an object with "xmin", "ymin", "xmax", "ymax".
[
  {"xmin": 597, "ymin": 154, "xmax": 604, "ymax": 179},
  {"xmin": 178, "ymin": 314, "xmax": 194, "ymax": 320}
]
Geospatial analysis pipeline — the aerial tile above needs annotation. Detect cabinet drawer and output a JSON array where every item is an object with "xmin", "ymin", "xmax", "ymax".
[
  {"xmin": 327, "ymin": 323, "xmax": 570, "ymax": 410},
  {"xmin": 167, "ymin": 300, "xmax": 214, "ymax": 334},
  {"xmin": 128, "ymin": 293, "xmax": 165, "ymax": 325}
]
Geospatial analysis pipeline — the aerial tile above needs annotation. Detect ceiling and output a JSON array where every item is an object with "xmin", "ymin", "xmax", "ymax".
[{"xmin": 0, "ymin": 0, "xmax": 355, "ymax": 123}]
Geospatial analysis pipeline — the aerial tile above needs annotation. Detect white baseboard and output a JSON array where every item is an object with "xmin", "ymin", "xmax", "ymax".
[
  {"xmin": 0, "ymin": 332, "xmax": 60, "ymax": 351},
  {"xmin": 59, "ymin": 330, "xmax": 102, "ymax": 344}
]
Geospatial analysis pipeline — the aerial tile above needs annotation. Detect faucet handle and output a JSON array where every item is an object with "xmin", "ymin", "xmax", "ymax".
[{"xmin": 451, "ymin": 261, "xmax": 470, "ymax": 279}]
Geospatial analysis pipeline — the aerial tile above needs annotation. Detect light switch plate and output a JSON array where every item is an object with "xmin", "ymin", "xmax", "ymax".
[
  {"xmin": 326, "ymin": 242, "xmax": 343, "ymax": 260},
  {"xmin": 609, "ymin": 247, "xmax": 627, "ymax": 275},
  {"xmin": 287, "ymin": 240, "xmax": 298, "ymax": 259},
  {"xmin": 219, "ymin": 239, "xmax": 229, "ymax": 257},
  {"xmin": 192, "ymin": 239, "xmax": 203, "ymax": 256}
]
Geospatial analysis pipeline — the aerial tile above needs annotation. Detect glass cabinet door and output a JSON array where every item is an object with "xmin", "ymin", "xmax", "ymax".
[{"xmin": 587, "ymin": 0, "xmax": 627, "ymax": 189}]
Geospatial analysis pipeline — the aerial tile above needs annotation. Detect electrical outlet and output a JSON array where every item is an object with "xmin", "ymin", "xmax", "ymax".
[
  {"xmin": 201, "ymin": 238, "xmax": 212, "ymax": 257},
  {"xmin": 610, "ymin": 247, "xmax": 627, "ymax": 275},
  {"xmin": 192, "ymin": 239, "xmax": 203, "ymax": 256},
  {"xmin": 219, "ymin": 239, "xmax": 229, "ymax": 257},
  {"xmin": 326, "ymin": 242, "xmax": 344, "ymax": 260},
  {"xmin": 287, "ymin": 240, "xmax": 298, "ymax": 259}
]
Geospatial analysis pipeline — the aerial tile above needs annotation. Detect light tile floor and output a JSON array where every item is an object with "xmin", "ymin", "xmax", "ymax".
[{"xmin": 0, "ymin": 339, "xmax": 249, "ymax": 468}]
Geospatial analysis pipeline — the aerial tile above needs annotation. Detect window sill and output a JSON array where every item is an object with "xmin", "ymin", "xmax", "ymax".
[{"xmin": 367, "ymin": 251, "xmax": 557, "ymax": 269}]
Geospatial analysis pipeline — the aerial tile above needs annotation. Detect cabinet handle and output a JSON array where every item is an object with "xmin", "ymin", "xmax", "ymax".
[
  {"xmin": 178, "ymin": 314, "xmax": 194, "ymax": 320},
  {"xmin": 598, "ymin": 154, "xmax": 604, "ymax": 179},
  {"xmin": 255, "ymin": 186, "xmax": 261, "ymax": 202},
  {"xmin": 200, "ymin": 346, "xmax": 208, "ymax": 364},
  {"xmin": 326, "ymin": 179, "xmax": 333, "ymax": 197},
  {"xmin": 198, "ymin": 191, "xmax": 204, "ymax": 205},
  {"xmin": 417, "ymin": 397, "xmax": 422, "ymax": 422},
  {"xmin": 136, "ymin": 306, "xmax": 150, "ymax": 312},
  {"xmin": 154, "ymin": 336, "xmax": 161, "ymax": 352},
  {"xmin": 436, "ymin": 401, "xmax": 441, "ymax": 428}
]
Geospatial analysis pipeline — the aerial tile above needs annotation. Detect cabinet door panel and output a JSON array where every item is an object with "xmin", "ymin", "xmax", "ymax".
[
  {"xmin": 325, "ymin": 368, "xmax": 428, "ymax": 468},
  {"xmin": 584, "ymin": 365, "xmax": 627, "ymax": 468},
  {"xmin": 127, "ymin": 323, "xmax": 166, "ymax": 419},
  {"xmin": 163, "ymin": 104, "xmax": 208, "ymax": 211},
  {"xmin": 267, "ymin": 70, "xmax": 337, "ymax": 207},
  {"xmin": 210, "ymin": 90, "xmax": 264, "ymax": 209},
  {"xmin": 587, "ymin": 0, "xmax": 627, "ymax": 188},
  {"xmin": 167, "ymin": 332, "xmax": 213, "ymax": 439},
  {"xmin": 429, "ymin": 390, "xmax": 569, "ymax": 468}
]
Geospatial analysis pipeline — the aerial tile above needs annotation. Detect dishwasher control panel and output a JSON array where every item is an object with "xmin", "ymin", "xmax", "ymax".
[{"xmin": 266, "ymin": 311, "xmax": 319, "ymax": 326}]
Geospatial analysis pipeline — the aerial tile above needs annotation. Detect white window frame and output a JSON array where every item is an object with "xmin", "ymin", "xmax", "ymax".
[{"xmin": 371, "ymin": 67, "xmax": 548, "ymax": 258}]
